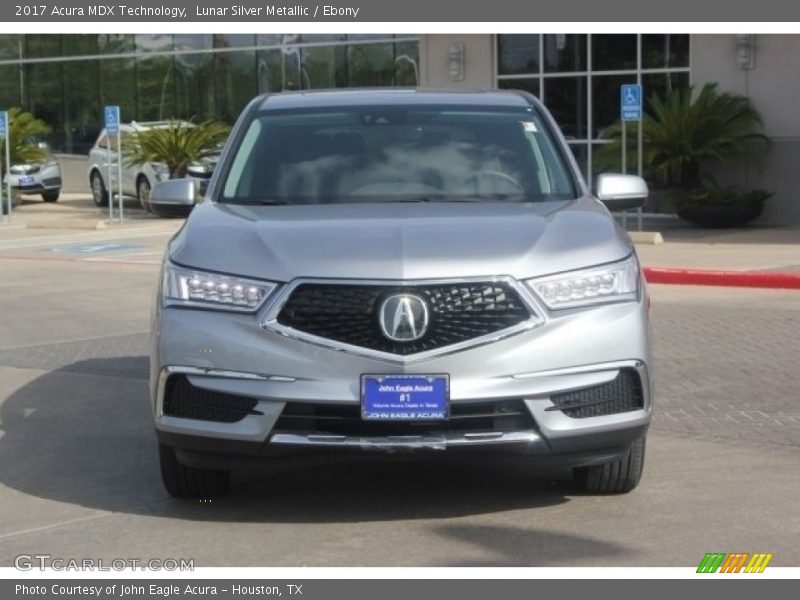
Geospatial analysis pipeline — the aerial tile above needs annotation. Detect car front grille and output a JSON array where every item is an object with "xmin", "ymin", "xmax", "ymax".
[
  {"xmin": 162, "ymin": 375, "xmax": 261, "ymax": 423},
  {"xmin": 272, "ymin": 399, "xmax": 535, "ymax": 437},
  {"xmin": 548, "ymin": 368, "xmax": 644, "ymax": 418},
  {"xmin": 276, "ymin": 282, "xmax": 533, "ymax": 355}
]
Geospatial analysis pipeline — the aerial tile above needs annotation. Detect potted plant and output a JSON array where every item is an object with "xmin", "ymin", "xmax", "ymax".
[
  {"xmin": 596, "ymin": 83, "xmax": 771, "ymax": 227},
  {"xmin": 122, "ymin": 118, "xmax": 230, "ymax": 179}
]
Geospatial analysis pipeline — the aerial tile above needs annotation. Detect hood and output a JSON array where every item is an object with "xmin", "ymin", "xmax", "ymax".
[{"xmin": 168, "ymin": 198, "xmax": 632, "ymax": 282}]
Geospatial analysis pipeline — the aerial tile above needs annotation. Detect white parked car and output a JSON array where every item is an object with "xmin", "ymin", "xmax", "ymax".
[
  {"xmin": 86, "ymin": 121, "xmax": 218, "ymax": 213},
  {"xmin": 3, "ymin": 141, "xmax": 62, "ymax": 205}
]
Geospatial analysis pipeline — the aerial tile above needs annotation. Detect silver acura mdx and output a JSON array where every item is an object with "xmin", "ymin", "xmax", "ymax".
[{"xmin": 150, "ymin": 89, "xmax": 652, "ymax": 498}]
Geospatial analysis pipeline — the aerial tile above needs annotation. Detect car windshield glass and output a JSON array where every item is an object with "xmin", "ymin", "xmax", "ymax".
[{"xmin": 220, "ymin": 105, "xmax": 577, "ymax": 204}]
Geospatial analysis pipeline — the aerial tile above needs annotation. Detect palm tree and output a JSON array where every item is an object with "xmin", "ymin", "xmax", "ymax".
[
  {"xmin": 0, "ymin": 108, "xmax": 52, "ymax": 178},
  {"xmin": 123, "ymin": 119, "xmax": 230, "ymax": 179},
  {"xmin": 595, "ymin": 83, "xmax": 769, "ymax": 189}
]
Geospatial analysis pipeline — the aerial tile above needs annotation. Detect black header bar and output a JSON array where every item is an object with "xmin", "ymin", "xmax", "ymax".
[{"xmin": 3, "ymin": 0, "xmax": 800, "ymax": 22}]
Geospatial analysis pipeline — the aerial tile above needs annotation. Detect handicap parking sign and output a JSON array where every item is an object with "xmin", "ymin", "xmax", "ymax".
[
  {"xmin": 0, "ymin": 111, "xmax": 7, "ymax": 138},
  {"xmin": 104, "ymin": 105, "xmax": 120, "ymax": 135},
  {"xmin": 620, "ymin": 84, "xmax": 642, "ymax": 121}
]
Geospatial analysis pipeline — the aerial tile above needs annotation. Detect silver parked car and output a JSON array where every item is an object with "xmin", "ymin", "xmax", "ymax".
[
  {"xmin": 4, "ymin": 141, "xmax": 62, "ymax": 204},
  {"xmin": 149, "ymin": 90, "xmax": 653, "ymax": 498},
  {"xmin": 86, "ymin": 121, "xmax": 218, "ymax": 213}
]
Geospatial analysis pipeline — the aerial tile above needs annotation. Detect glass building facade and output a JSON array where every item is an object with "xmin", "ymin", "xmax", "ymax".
[
  {"xmin": 0, "ymin": 34, "xmax": 419, "ymax": 154},
  {"xmin": 496, "ymin": 34, "xmax": 690, "ymax": 182}
]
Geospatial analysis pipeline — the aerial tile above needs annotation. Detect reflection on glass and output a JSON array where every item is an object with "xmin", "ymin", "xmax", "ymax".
[
  {"xmin": 3, "ymin": 35, "xmax": 419, "ymax": 152},
  {"xmin": 498, "ymin": 78, "xmax": 539, "ymax": 98},
  {"xmin": 642, "ymin": 34, "xmax": 690, "ymax": 69},
  {"xmin": 347, "ymin": 43, "xmax": 394, "ymax": 86},
  {"xmin": 591, "ymin": 35, "xmax": 637, "ymax": 71},
  {"xmin": 543, "ymin": 76, "xmax": 587, "ymax": 139},
  {"xmin": 544, "ymin": 35, "xmax": 586, "ymax": 72},
  {"xmin": 135, "ymin": 34, "xmax": 173, "ymax": 54},
  {"xmin": 497, "ymin": 35, "xmax": 540, "ymax": 75}
]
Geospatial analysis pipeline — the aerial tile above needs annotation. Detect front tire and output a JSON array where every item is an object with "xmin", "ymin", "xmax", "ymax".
[
  {"xmin": 90, "ymin": 171, "xmax": 109, "ymax": 207},
  {"xmin": 42, "ymin": 189, "xmax": 60, "ymax": 202},
  {"xmin": 573, "ymin": 435, "xmax": 646, "ymax": 494},
  {"xmin": 136, "ymin": 176, "xmax": 151, "ymax": 212},
  {"xmin": 158, "ymin": 443, "xmax": 230, "ymax": 498}
]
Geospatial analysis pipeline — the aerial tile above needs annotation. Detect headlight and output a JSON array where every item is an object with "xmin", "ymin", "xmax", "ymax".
[
  {"xmin": 163, "ymin": 262, "xmax": 277, "ymax": 312},
  {"xmin": 150, "ymin": 163, "xmax": 170, "ymax": 181},
  {"xmin": 527, "ymin": 255, "xmax": 640, "ymax": 310}
]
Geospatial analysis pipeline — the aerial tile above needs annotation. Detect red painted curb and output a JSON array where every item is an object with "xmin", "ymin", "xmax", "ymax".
[{"xmin": 643, "ymin": 267, "xmax": 800, "ymax": 289}]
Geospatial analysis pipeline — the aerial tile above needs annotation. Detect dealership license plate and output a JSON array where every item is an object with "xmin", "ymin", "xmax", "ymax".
[
  {"xmin": 18, "ymin": 176, "xmax": 34, "ymax": 186},
  {"xmin": 361, "ymin": 374, "xmax": 449, "ymax": 421}
]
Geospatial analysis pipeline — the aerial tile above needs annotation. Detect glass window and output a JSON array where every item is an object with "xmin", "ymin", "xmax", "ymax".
[
  {"xmin": 592, "ymin": 74, "xmax": 638, "ymax": 138},
  {"xmin": 497, "ymin": 35, "xmax": 540, "ymax": 75},
  {"xmin": 544, "ymin": 35, "xmax": 586, "ymax": 72},
  {"xmin": 24, "ymin": 35, "xmax": 61, "ymax": 59},
  {"xmin": 301, "ymin": 45, "xmax": 347, "ymax": 89},
  {"xmin": 347, "ymin": 43, "xmax": 394, "ymax": 87},
  {"xmin": 222, "ymin": 106, "xmax": 576, "ymax": 204},
  {"xmin": 100, "ymin": 57, "xmax": 137, "ymax": 123},
  {"xmin": 498, "ymin": 78, "xmax": 539, "ymax": 98},
  {"xmin": 175, "ymin": 53, "xmax": 214, "ymax": 119},
  {"xmin": 0, "ymin": 65, "xmax": 22, "ymax": 109},
  {"xmin": 543, "ymin": 76, "xmax": 588, "ymax": 140},
  {"xmin": 213, "ymin": 50, "xmax": 257, "ymax": 122},
  {"xmin": 213, "ymin": 34, "xmax": 256, "ymax": 49},
  {"xmin": 641, "ymin": 72, "xmax": 690, "ymax": 108},
  {"xmin": 62, "ymin": 35, "xmax": 98, "ymax": 56},
  {"xmin": 62, "ymin": 60, "xmax": 100, "ymax": 153},
  {"xmin": 136, "ymin": 55, "xmax": 176, "ymax": 120},
  {"xmin": 25, "ymin": 62, "xmax": 63, "ymax": 147},
  {"xmin": 97, "ymin": 34, "xmax": 135, "ymax": 54},
  {"xmin": 394, "ymin": 41, "xmax": 419, "ymax": 86},
  {"xmin": 642, "ymin": 34, "xmax": 689, "ymax": 69},
  {"xmin": 136, "ymin": 34, "xmax": 173, "ymax": 54},
  {"xmin": 256, "ymin": 49, "xmax": 285, "ymax": 93},
  {"xmin": 591, "ymin": 35, "xmax": 637, "ymax": 71},
  {"xmin": 174, "ymin": 35, "xmax": 213, "ymax": 53},
  {"xmin": 0, "ymin": 35, "xmax": 22, "ymax": 60}
]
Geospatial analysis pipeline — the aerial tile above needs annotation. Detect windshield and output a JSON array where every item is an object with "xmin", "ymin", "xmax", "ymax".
[{"xmin": 220, "ymin": 105, "xmax": 577, "ymax": 204}]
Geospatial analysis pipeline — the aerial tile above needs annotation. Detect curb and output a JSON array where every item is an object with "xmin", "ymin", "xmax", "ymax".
[
  {"xmin": 24, "ymin": 219, "xmax": 107, "ymax": 230},
  {"xmin": 643, "ymin": 267, "xmax": 800, "ymax": 290}
]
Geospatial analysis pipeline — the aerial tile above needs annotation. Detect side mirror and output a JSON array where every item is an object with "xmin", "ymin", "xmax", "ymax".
[
  {"xmin": 596, "ymin": 174, "xmax": 649, "ymax": 211},
  {"xmin": 150, "ymin": 179, "xmax": 196, "ymax": 218}
]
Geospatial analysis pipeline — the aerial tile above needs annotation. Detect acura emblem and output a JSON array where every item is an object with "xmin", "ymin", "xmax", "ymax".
[{"xmin": 379, "ymin": 294, "xmax": 429, "ymax": 342}]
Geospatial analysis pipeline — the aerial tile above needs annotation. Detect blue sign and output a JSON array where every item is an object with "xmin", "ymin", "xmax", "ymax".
[
  {"xmin": 104, "ymin": 105, "xmax": 120, "ymax": 135},
  {"xmin": 0, "ymin": 110, "xmax": 7, "ymax": 138},
  {"xmin": 362, "ymin": 375, "xmax": 449, "ymax": 421},
  {"xmin": 621, "ymin": 84, "xmax": 642, "ymax": 121}
]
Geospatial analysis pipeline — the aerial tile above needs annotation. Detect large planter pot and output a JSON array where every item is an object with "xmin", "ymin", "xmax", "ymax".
[
  {"xmin": 673, "ymin": 187, "xmax": 770, "ymax": 228},
  {"xmin": 675, "ymin": 201, "xmax": 764, "ymax": 228}
]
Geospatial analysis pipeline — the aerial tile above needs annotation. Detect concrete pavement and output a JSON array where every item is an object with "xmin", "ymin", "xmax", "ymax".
[{"xmin": 0, "ymin": 219, "xmax": 798, "ymax": 566}]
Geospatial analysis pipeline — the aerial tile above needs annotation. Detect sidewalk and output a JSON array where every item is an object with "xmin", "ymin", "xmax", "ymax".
[{"xmin": 633, "ymin": 223, "xmax": 800, "ymax": 288}]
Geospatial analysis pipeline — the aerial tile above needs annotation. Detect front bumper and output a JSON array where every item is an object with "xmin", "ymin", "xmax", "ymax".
[{"xmin": 151, "ymin": 287, "xmax": 653, "ymax": 467}]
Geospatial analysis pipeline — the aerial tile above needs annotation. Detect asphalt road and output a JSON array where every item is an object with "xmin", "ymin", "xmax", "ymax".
[{"xmin": 0, "ymin": 222, "xmax": 798, "ymax": 567}]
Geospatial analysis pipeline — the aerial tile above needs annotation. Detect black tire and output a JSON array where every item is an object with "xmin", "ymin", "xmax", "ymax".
[
  {"xmin": 90, "ymin": 171, "xmax": 109, "ymax": 207},
  {"xmin": 158, "ymin": 443, "xmax": 230, "ymax": 498},
  {"xmin": 573, "ymin": 435, "xmax": 646, "ymax": 494},
  {"xmin": 42, "ymin": 189, "xmax": 60, "ymax": 202},
  {"xmin": 136, "ymin": 176, "xmax": 151, "ymax": 212}
]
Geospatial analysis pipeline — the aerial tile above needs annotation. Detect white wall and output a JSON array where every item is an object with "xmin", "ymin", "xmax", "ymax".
[
  {"xmin": 418, "ymin": 34, "xmax": 495, "ymax": 89},
  {"xmin": 691, "ymin": 34, "xmax": 800, "ymax": 224}
]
